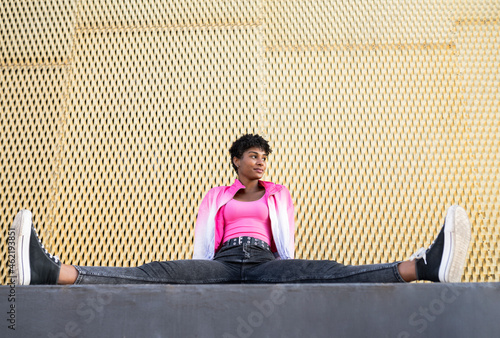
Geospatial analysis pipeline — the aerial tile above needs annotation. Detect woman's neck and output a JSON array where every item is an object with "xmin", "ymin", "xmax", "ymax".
[
  {"xmin": 234, "ymin": 177, "xmax": 265, "ymax": 201},
  {"xmin": 237, "ymin": 177, "xmax": 260, "ymax": 193}
]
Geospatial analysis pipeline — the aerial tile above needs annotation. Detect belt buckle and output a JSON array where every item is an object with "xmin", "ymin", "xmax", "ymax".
[{"xmin": 238, "ymin": 237, "xmax": 243, "ymax": 245}]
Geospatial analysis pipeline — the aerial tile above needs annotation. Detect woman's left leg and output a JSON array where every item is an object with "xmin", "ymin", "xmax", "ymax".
[{"xmin": 245, "ymin": 258, "xmax": 409, "ymax": 283}]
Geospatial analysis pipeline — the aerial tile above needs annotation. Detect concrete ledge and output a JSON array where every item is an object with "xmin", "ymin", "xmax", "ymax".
[{"xmin": 1, "ymin": 283, "xmax": 499, "ymax": 338}]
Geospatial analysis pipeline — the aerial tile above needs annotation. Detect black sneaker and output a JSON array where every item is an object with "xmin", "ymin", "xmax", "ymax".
[
  {"xmin": 12, "ymin": 210, "xmax": 61, "ymax": 285},
  {"xmin": 409, "ymin": 205, "xmax": 471, "ymax": 282}
]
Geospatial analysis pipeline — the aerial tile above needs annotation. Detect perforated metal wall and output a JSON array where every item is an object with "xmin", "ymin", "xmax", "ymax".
[{"xmin": 1, "ymin": 0, "xmax": 498, "ymax": 284}]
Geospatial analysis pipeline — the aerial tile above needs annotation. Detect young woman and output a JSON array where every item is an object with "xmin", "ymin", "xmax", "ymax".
[{"xmin": 12, "ymin": 134, "xmax": 471, "ymax": 285}]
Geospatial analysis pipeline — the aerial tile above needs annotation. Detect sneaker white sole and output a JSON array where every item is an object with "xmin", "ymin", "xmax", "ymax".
[
  {"xmin": 439, "ymin": 205, "xmax": 471, "ymax": 283},
  {"xmin": 13, "ymin": 210, "xmax": 32, "ymax": 285}
]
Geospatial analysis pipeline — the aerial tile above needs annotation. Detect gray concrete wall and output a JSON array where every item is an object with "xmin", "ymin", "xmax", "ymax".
[{"xmin": 1, "ymin": 283, "xmax": 499, "ymax": 338}]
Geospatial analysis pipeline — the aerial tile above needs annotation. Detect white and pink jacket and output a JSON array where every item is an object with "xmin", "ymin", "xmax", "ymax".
[{"xmin": 193, "ymin": 179, "xmax": 295, "ymax": 260}]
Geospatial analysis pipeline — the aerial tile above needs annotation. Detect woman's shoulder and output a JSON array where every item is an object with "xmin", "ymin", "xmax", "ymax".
[
  {"xmin": 205, "ymin": 185, "xmax": 229, "ymax": 195},
  {"xmin": 204, "ymin": 182, "xmax": 237, "ymax": 197},
  {"xmin": 260, "ymin": 180, "xmax": 291, "ymax": 195}
]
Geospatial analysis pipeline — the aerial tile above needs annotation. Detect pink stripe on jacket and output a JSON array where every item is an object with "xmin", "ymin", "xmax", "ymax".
[{"xmin": 193, "ymin": 179, "xmax": 295, "ymax": 260}]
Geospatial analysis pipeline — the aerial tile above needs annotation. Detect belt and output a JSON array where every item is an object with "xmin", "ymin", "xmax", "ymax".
[{"xmin": 222, "ymin": 236, "xmax": 271, "ymax": 251}]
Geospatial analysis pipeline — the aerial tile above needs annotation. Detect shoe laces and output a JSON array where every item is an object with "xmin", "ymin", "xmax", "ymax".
[
  {"xmin": 409, "ymin": 247, "xmax": 427, "ymax": 265},
  {"xmin": 409, "ymin": 231, "xmax": 440, "ymax": 265},
  {"xmin": 33, "ymin": 229, "xmax": 60, "ymax": 263}
]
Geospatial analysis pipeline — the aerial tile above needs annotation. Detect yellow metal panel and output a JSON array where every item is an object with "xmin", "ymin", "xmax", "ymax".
[
  {"xmin": 453, "ymin": 0, "xmax": 500, "ymax": 281},
  {"xmin": 0, "ymin": 1, "xmax": 73, "ymax": 65},
  {"xmin": 1, "ymin": 67, "xmax": 66, "ymax": 280}
]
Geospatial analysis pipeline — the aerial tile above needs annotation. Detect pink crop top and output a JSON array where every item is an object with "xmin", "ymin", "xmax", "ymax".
[{"xmin": 221, "ymin": 194, "xmax": 273, "ymax": 246}]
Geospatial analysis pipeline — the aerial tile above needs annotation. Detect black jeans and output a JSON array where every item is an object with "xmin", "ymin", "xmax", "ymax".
[{"xmin": 74, "ymin": 242, "xmax": 406, "ymax": 284}]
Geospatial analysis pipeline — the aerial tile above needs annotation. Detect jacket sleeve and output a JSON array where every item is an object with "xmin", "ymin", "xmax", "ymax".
[
  {"xmin": 192, "ymin": 188, "xmax": 216, "ymax": 259},
  {"xmin": 283, "ymin": 186, "xmax": 296, "ymax": 257}
]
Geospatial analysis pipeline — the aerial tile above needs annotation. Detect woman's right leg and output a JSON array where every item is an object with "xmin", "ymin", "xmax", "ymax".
[
  {"xmin": 71, "ymin": 259, "xmax": 236, "ymax": 285},
  {"xmin": 12, "ymin": 210, "xmax": 238, "ymax": 285}
]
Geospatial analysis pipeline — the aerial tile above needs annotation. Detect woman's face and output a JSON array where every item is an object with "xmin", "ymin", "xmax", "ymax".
[{"xmin": 233, "ymin": 147, "xmax": 268, "ymax": 181}]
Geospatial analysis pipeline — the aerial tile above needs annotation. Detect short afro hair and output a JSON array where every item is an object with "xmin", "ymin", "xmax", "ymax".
[{"xmin": 229, "ymin": 134, "xmax": 272, "ymax": 172}]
